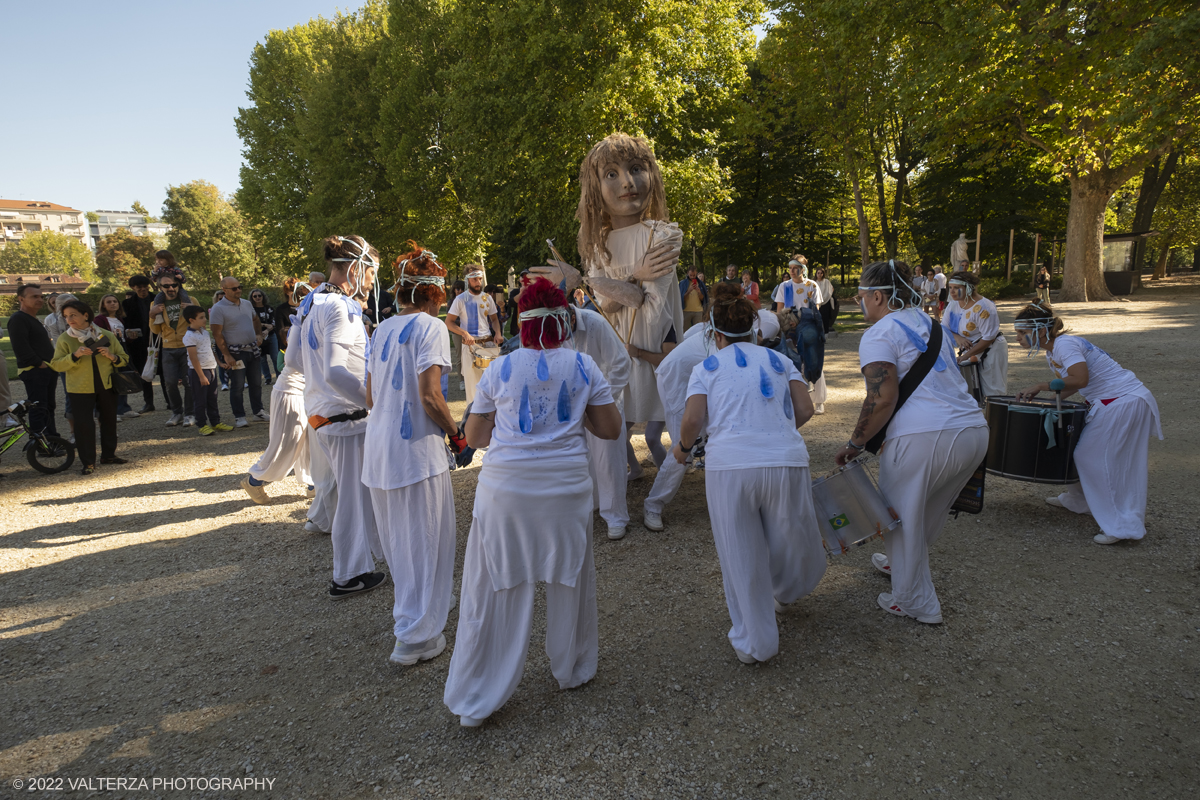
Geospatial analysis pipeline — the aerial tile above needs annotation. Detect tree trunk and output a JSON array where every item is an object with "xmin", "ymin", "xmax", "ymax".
[
  {"xmin": 1059, "ymin": 174, "xmax": 1117, "ymax": 302},
  {"xmin": 872, "ymin": 149, "xmax": 894, "ymax": 258},
  {"xmin": 1153, "ymin": 233, "xmax": 1173, "ymax": 280},
  {"xmin": 847, "ymin": 148, "xmax": 871, "ymax": 267},
  {"xmin": 1131, "ymin": 151, "xmax": 1179, "ymax": 270}
]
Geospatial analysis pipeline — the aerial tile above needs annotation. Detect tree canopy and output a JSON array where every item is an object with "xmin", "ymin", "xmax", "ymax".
[
  {"xmin": 0, "ymin": 230, "xmax": 95, "ymax": 279},
  {"xmin": 94, "ymin": 228, "xmax": 159, "ymax": 289},
  {"xmin": 162, "ymin": 181, "xmax": 257, "ymax": 291}
]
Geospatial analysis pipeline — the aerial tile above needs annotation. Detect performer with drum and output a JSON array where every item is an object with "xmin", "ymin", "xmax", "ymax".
[
  {"xmin": 943, "ymin": 269, "xmax": 1008, "ymax": 400},
  {"xmin": 1013, "ymin": 302, "xmax": 1163, "ymax": 545},
  {"xmin": 773, "ymin": 255, "xmax": 827, "ymax": 414},
  {"xmin": 444, "ymin": 278, "xmax": 622, "ymax": 727},
  {"xmin": 676, "ymin": 283, "xmax": 825, "ymax": 663},
  {"xmin": 445, "ymin": 264, "xmax": 504, "ymax": 403},
  {"xmin": 300, "ymin": 236, "xmax": 386, "ymax": 600},
  {"xmin": 364, "ymin": 244, "xmax": 468, "ymax": 665},
  {"xmin": 835, "ymin": 260, "xmax": 987, "ymax": 624}
]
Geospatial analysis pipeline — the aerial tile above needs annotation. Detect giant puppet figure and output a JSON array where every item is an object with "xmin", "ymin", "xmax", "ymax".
[{"xmin": 531, "ymin": 134, "xmax": 684, "ymax": 469}]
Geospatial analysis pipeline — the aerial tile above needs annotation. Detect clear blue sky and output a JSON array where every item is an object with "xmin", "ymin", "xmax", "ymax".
[{"xmin": 1, "ymin": 1, "xmax": 343, "ymax": 215}]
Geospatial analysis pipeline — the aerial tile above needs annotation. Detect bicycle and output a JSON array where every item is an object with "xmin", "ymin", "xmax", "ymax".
[{"xmin": 0, "ymin": 401, "xmax": 76, "ymax": 475}]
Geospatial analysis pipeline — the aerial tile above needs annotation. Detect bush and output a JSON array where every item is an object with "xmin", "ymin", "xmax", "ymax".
[{"xmin": 978, "ymin": 277, "xmax": 1034, "ymax": 300}]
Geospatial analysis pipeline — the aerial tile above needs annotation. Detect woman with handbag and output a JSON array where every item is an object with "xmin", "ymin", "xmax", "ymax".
[
  {"xmin": 50, "ymin": 299, "xmax": 131, "ymax": 475},
  {"xmin": 94, "ymin": 293, "xmax": 138, "ymax": 421},
  {"xmin": 834, "ymin": 260, "xmax": 986, "ymax": 625}
]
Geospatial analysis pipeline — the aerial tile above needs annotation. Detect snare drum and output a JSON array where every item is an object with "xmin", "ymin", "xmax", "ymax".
[
  {"xmin": 985, "ymin": 396, "xmax": 1087, "ymax": 484},
  {"xmin": 810, "ymin": 458, "xmax": 901, "ymax": 556},
  {"xmin": 470, "ymin": 344, "xmax": 501, "ymax": 370}
]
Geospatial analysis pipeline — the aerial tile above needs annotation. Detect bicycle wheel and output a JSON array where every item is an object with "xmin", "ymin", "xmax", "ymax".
[{"xmin": 27, "ymin": 435, "xmax": 75, "ymax": 474}]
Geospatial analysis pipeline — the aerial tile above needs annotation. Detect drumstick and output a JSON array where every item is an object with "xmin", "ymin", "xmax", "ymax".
[{"xmin": 1050, "ymin": 378, "xmax": 1065, "ymax": 431}]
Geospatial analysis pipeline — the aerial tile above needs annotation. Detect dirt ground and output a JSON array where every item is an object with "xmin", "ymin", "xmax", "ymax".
[{"xmin": 2, "ymin": 278, "xmax": 1198, "ymax": 800}]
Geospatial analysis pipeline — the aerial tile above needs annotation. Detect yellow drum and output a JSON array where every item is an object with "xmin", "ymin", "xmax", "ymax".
[{"xmin": 470, "ymin": 344, "xmax": 501, "ymax": 370}]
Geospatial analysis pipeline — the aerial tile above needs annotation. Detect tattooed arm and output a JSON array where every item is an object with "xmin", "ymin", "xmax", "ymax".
[
  {"xmin": 834, "ymin": 361, "xmax": 900, "ymax": 465},
  {"xmin": 464, "ymin": 409, "xmax": 497, "ymax": 449}
]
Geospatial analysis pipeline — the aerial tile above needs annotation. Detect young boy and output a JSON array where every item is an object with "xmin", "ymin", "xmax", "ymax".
[{"xmin": 182, "ymin": 306, "xmax": 233, "ymax": 435}]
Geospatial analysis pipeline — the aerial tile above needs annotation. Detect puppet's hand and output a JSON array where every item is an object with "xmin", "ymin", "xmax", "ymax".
[
  {"xmin": 631, "ymin": 241, "xmax": 681, "ymax": 283},
  {"xmin": 527, "ymin": 259, "xmax": 583, "ymax": 292}
]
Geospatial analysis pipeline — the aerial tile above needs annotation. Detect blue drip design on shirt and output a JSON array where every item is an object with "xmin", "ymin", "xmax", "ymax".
[
  {"xmin": 307, "ymin": 320, "xmax": 319, "ymax": 350},
  {"xmin": 499, "ymin": 354, "xmax": 513, "ymax": 383},
  {"xmin": 899, "ymin": 316, "xmax": 947, "ymax": 372},
  {"xmin": 767, "ymin": 348, "xmax": 785, "ymax": 374},
  {"xmin": 784, "ymin": 282, "xmax": 794, "ymax": 309},
  {"xmin": 400, "ymin": 400, "xmax": 413, "ymax": 440},
  {"xmin": 380, "ymin": 331, "xmax": 393, "ymax": 362},
  {"xmin": 397, "ymin": 319, "xmax": 413, "ymax": 345},
  {"xmin": 782, "ymin": 384, "xmax": 793, "ymax": 419},
  {"xmin": 759, "ymin": 366, "xmax": 774, "ymax": 399},
  {"xmin": 702, "ymin": 355, "xmax": 719, "ymax": 372},
  {"xmin": 518, "ymin": 384, "xmax": 533, "ymax": 433},
  {"xmin": 557, "ymin": 380, "xmax": 571, "ymax": 422},
  {"xmin": 575, "ymin": 352, "xmax": 589, "ymax": 385},
  {"xmin": 733, "ymin": 345, "xmax": 748, "ymax": 367},
  {"xmin": 536, "ymin": 351, "xmax": 549, "ymax": 381},
  {"xmin": 390, "ymin": 348, "xmax": 404, "ymax": 390},
  {"xmin": 466, "ymin": 301, "xmax": 479, "ymax": 337}
]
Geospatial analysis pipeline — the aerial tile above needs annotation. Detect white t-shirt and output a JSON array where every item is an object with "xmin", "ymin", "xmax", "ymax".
[
  {"xmin": 772, "ymin": 279, "xmax": 819, "ymax": 311},
  {"xmin": 363, "ymin": 313, "xmax": 453, "ymax": 490},
  {"xmin": 181, "ymin": 328, "xmax": 218, "ymax": 371},
  {"xmin": 912, "ymin": 276, "xmax": 926, "ymax": 294},
  {"xmin": 655, "ymin": 325, "xmax": 712, "ymax": 425},
  {"xmin": 813, "ymin": 278, "xmax": 834, "ymax": 305},
  {"xmin": 944, "ymin": 297, "xmax": 1001, "ymax": 344},
  {"xmin": 1046, "ymin": 335, "xmax": 1144, "ymax": 403},
  {"xmin": 449, "ymin": 291, "xmax": 497, "ymax": 338},
  {"xmin": 300, "ymin": 290, "xmax": 368, "ymax": 435},
  {"xmin": 472, "ymin": 347, "xmax": 614, "ymax": 466},
  {"xmin": 933, "ymin": 273, "xmax": 947, "ymax": 292},
  {"xmin": 570, "ymin": 308, "xmax": 631, "ymax": 400},
  {"xmin": 858, "ymin": 307, "xmax": 986, "ymax": 439},
  {"xmin": 685, "ymin": 342, "xmax": 809, "ymax": 470}
]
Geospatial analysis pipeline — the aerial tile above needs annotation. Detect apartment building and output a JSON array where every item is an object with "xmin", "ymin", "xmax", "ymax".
[{"xmin": 0, "ymin": 199, "xmax": 89, "ymax": 250}]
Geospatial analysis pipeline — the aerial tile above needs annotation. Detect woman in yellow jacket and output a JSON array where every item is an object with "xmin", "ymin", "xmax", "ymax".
[{"xmin": 51, "ymin": 299, "xmax": 130, "ymax": 475}]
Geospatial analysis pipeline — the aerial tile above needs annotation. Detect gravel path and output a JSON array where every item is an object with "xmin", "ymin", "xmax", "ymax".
[{"xmin": 2, "ymin": 278, "xmax": 1198, "ymax": 799}]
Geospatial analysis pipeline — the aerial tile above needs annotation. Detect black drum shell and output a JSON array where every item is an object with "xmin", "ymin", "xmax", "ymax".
[{"xmin": 985, "ymin": 396, "xmax": 1087, "ymax": 484}]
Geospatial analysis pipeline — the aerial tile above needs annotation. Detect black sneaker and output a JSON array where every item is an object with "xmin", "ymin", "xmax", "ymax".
[
  {"xmin": 100, "ymin": 456, "xmax": 129, "ymax": 465},
  {"xmin": 328, "ymin": 571, "xmax": 386, "ymax": 600},
  {"xmin": 139, "ymin": 404, "xmax": 155, "ymax": 414}
]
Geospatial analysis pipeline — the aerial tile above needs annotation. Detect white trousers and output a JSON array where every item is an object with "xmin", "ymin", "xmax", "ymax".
[
  {"xmin": 307, "ymin": 430, "xmax": 336, "ymax": 533},
  {"xmin": 980, "ymin": 337, "xmax": 1009, "ymax": 399},
  {"xmin": 879, "ymin": 426, "xmax": 989, "ymax": 619},
  {"xmin": 316, "ymin": 428, "xmax": 381, "ymax": 582},
  {"xmin": 706, "ymin": 466, "xmax": 827, "ymax": 661},
  {"xmin": 809, "ymin": 373, "xmax": 827, "ymax": 406},
  {"xmin": 645, "ymin": 409, "xmax": 686, "ymax": 516},
  {"xmin": 1056, "ymin": 394, "xmax": 1159, "ymax": 540},
  {"xmin": 444, "ymin": 523, "xmax": 598, "ymax": 721},
  {"xmin": 248, "ymin": 390, "xmax": 311, "ymax": 485},
  {"xmin": 461, "ymin": 344, "xmax": 484, "ymax": 404},
  {"xmin": 588, "ymin": 407, "xmax": 628, "ymax": 527},
  {"xmin": 370, "ymin": 473, "xmax": 456, "ymax": 643}
]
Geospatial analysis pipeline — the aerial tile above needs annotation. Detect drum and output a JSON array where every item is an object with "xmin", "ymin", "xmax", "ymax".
[
  {"xmin": 958, "ymin": 356, "xmax": 984, "ymax": 408},
  {"xmin": 470, "ymin": 344, "xmax": 500, "ymax": 370},
  {"xmin": 985, "ymin": 396, "xmax": 1087, "ymax": 484},
  {"xmin": 810, "ymin": 458, "xmax": 901, "ymax": 556}
]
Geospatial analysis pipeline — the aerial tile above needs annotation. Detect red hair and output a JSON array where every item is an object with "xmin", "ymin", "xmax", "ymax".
[
  {"xmin": 393, "ymin": 241, "xmax": 447, "ymax": 309},
  {"xmin": 518, "ymin": 277, "xmax": 570, "ymax": 350}
]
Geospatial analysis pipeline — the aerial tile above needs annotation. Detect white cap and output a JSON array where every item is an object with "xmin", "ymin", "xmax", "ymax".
[{"xmin": 757, "ymin": 309, "xmax": 780, "ymax": 341}]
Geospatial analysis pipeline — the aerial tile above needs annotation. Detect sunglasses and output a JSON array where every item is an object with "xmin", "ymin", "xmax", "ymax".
[
  {"xmin": 227, "ymin": 286, "xmax": 243, "ymax": 291},
  {"xmin": 161, "ymin": 284, "xmax": 178, "ymax": 289}
]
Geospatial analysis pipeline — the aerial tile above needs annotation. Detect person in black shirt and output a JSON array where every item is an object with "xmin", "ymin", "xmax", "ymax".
[
  {"xmin": 250, "ymin": 288, "xmax": 279, "ymax": 385},
  {"xmin": 5, "ymin": 284, "xmax": 59, "ymax": 435},
  {"xmin": 121, "ymin": 275, "xmax": 156, "ymax": 412}
]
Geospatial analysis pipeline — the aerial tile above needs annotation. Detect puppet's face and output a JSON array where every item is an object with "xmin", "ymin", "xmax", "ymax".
[{"xmin": 599, "ymin": 157, "xmax": 651, "ymax": 221}]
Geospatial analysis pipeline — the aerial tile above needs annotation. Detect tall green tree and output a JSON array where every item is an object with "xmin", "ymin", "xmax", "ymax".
[
  {"xmin": 94, "ymin": 228, "xmax": 158, "ymax": 288},
  {"xmin": 1148, "ymin": 157, "xmax": 1200, "ymax": 279},
  {"xmin": 0, "ymin": 230, "xmax": 95, "ymax": 279},
  {"xmin": 899, "ymin": 1, "xmax": 1200, "ymax": 300},
  {"xmin": 162, "ymin": 181, "xmax": 257, "ymax": 290}
]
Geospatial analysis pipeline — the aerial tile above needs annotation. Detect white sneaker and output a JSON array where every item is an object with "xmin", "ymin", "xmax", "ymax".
[
  {"xmin": 1093, "ymin": 534, "xmax": 1121, "ymax": 545},
  {"xmin": 165, "ymin": 413, "xmax": 183, "ymax": 427},
  {"xmin": 734, "ymin": 648, "xmax": 757, "ymax": 664},
  {"xmin": 871, "ymin": 553, "xmax": 892, "ymax": 576},
  {"xmin": 459, "ymin": 380, "xmax": 465, "ymax": 391},
  {"xmin": 389, "ymin": 634, "xmax": 446, "ymax": 666},
  {"xmin": 460, "ymin": 715, "xmax": 484, "ymax": 728},
  {"xmin": 304, "ymin": 520, "xmax": 330, "ymax": 534},
  {"xmin": 254, "ymin": 410, "xmax": 270, "ymax": 422},
  {"xmin": 68, "ymin": 435, "xmax": 75, "ymax": 445},
  {"xmin": 240, "ymin": 476, "xmax": 269, "ymax": 504},
  {"xmin": 813, "ymin": 403, "xmax": 825, "ymax": 415},
  {"xmin": 643, "ymin": 511, "xmax": 664, "ymax": 532},
  {"xmin": 1046, "ymin": 496, "xmax": 1065, "ymax": 508},
  {"xmin": 182, "ymin": 415, "xmax": 196, "ymax": 427},
  {"xmin": 121, "ymin": 410, "xmax": 140, "ymax": 419},
  {"xmin": 607, "ymin": 524, "xmax": 627, "ymax": 541},
  {"xmin": 878, "ymin": 592, "xmax": 942, "ymax": 624},
  {"xmin": 234, "ymin": 417, "xmax": 249, "ymax": 428},
  {"xmin": 115, "ymin": 414, "xmax": 124, "ymax": 422},
  {"xmin": 220, "ymin": 383, "xmax": 229, "ymax": 392}
]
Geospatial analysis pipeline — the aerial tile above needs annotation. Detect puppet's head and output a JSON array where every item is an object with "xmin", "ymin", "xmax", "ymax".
[{"xmin": 576, "ymin": 133, "xmax": 669, "ymax": 266}]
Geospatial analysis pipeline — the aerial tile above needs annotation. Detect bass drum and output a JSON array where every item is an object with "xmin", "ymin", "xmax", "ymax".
[{"xmin": 985, "ymin": 396, "xmax": 1087, "ymax": 484}]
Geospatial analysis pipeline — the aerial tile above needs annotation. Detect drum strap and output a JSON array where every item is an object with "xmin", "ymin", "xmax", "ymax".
[{"xmin": 865, "ymin": 321, "xmax": 943, "ymax": 454}]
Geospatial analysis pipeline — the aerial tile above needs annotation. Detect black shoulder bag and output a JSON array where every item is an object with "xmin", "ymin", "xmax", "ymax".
[{"xmin": 863, "ymin": 320, "xmax": 943, "ymax": 455}]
